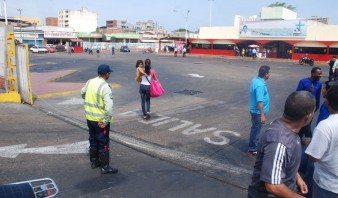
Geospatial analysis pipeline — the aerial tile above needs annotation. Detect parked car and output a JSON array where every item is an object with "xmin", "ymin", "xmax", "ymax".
[
  {"xmin": 54, "ymin": 45, "xmax": 66, "ymax": 52},
  {"xmin": 45, "ymin": 47, "xmax": 55, "ymax": 53},
  {"xmin": 29, "ymin": 46, "xmax": 48, "ymax": 53},
  {"xmin": 45, "ymin": 44, "xmax": 54, "ymax": 48},
  {"xmin": 120, "ymin": 46, "xmax": 130, "ymax": 52}
]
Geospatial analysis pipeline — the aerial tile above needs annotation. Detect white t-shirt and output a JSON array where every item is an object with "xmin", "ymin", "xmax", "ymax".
[
  {"xmin": 305, "ymin": 114, "xmax": 338, "ymax": 194},
  {"xmin": 140, "ymin": 74, "xmax": 151, "ymax": 85}
]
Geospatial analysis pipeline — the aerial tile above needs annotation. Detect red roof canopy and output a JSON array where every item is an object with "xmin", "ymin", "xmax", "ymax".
[{"xmin": 70, "ymin": 38, "xmax": 83, "ymax": 42}]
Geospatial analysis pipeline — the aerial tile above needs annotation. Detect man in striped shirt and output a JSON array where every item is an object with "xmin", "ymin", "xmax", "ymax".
[{"xmin": 248, "ymin": 91, "xmax": 316, "ymax": 198}]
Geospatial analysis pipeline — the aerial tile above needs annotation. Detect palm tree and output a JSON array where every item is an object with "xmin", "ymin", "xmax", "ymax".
[{"xmin": 268, "ymin": 2, "xmax": 296, "ymax": 11}]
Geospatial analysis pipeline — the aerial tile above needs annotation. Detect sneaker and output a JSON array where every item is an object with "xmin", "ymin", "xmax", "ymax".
[
  {"xmin": 146, "ymin": 112, "xmax": 150, "ymax": 119},
  {"xmin": 247, "ymin": 151, "xmax": 257, "ymax": 157}
]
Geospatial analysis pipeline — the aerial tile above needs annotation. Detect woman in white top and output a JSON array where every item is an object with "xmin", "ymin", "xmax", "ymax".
[{"xmin": 139, "ymin": 59, "xmax": 158, "ymax": 119}]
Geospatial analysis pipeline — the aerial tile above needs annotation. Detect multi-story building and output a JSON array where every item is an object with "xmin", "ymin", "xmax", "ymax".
[
  {"xmin": 46, "ymin": 17, "xmax": 58, "ymax": 26},
  {"xmin": 58, "ymin": 7, "xmax": 97, "ymax": 33}
]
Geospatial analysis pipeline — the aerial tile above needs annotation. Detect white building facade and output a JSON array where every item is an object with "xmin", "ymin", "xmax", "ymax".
[{"xmin": 58, "ymin": 7, "xmax": 97, "ymax": 33}]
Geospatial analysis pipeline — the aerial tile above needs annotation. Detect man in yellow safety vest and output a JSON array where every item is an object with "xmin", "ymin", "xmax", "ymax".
[{"xmin": 81, "ymin": 64, "xmax": 118, "ymax": 174}]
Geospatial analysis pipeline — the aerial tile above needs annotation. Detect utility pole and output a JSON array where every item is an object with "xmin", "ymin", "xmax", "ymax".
[
  {"xmin": 208, "ymin": 0, "xmax": 214, "ymax": 27},
  {"xmin": 17, "ymin": 8, "xmax": 23, "ymax": 41},
  {"xmin": 4, "ymin": 0, "xmax": 8, "ymax": 25},
  {"xmin": 185, "ymin": 10, "xmax": 190, "ymax": 44}
]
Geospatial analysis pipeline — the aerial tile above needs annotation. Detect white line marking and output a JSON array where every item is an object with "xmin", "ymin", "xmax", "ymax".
[{"xmin": 0, "ymin": 141, "xmax": 89, "ymax": 158}]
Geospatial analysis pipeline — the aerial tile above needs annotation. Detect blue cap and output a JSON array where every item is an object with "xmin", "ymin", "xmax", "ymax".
[{"xmin": 97, "ymin": 64, "xmax": 113, "ymax": 75}]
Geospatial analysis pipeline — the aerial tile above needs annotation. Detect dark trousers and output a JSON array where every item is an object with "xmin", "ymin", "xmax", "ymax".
[
  {"xmin": 87, "ymin": 120, "xmax": 110, "ymax": 153},
  {"xmin": 329, "ymin": 67, "xmax": 334, "ymax": 81},
  {"xmin": 139, "ymin": 84, "xmax": 150, "ymax": 116}
]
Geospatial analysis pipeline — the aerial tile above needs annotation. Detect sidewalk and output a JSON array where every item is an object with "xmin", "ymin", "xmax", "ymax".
[{"xmin": 0, "ymin": 102, "xmax": 247, "ymax": 197}]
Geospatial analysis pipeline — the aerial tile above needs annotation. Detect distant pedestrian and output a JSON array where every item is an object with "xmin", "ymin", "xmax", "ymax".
[
  {"xmin": 252, "ymin": 48, "xmax": 257, "ymax": 59},
  {"xmin": 182, "ymin": 46, "xmax": 187, "ymax": 57},
  {"xmin": 248, "ymin": 91, "xmax": 315, "ymax": 198},
  {"xmin": 174, "ymin": 46, "xmax": 178, "ymax": 57},
  {"xmin": 327, "ymin": 56, "xmax": 336, "ymax": 81},
  {"xmin": 247, "ymin": 65, "xmax": 271, "ymax": 156},
  {"xmin": 242, "ymin": 48, "xmax": 245, "ymax": 57},
  {"xmin": 81, "ymin": 64, "xmax": 118, "ymax": 174},
  {"xmin": 112, "ymin": 46, "xmax": 115, "ymax": 55},
  {"xmin": 96, "ymin": 45, "xmax": 100, "ymax": 54},
  {"xmin": 305, "ymin": 85, "xmax": 338, "ymax": 198},
  {"xmin": 89, "ymin": 46, "xmax": 93, "ymax": 55}
]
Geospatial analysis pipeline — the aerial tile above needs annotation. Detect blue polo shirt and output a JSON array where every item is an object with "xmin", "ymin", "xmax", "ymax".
[
  {"xmin": 250, "ymin": 76, "xmax": 270, "ymax": 114},
  {"xmin": 296, "ymin": 78, "xmax": 322, "ymax": 110}
]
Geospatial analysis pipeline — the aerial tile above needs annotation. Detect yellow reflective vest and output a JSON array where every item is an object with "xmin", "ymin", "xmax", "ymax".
[{"xmin": 81, "ymin": 77, "xmax": 113, "ymax": 124}]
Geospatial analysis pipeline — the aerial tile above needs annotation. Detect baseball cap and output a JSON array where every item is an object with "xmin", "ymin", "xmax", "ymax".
[{"xmin": 97, "ymin": 64, "xmax": 113, "ymax": 75}]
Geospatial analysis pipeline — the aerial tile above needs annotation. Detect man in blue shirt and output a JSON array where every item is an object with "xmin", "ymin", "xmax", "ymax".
[
  {"xmin": 247, "ymin": 65, "xmax": 271, "ymax": 156},
  {"xmin": 296, "ymin": 67, "xmax": 322, "ymax": 138}
]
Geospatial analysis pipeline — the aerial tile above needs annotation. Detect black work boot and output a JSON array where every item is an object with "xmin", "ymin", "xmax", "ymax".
[
  {"xmin": 89, "ymin": 149, "xmax": 100, "ymax": 169},
  {"xmin": 99, "ymin": 151, "xmax": 118, "ymax": 174}
]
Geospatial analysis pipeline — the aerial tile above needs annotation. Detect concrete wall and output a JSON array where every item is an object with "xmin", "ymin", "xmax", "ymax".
[
  {"xmin": 306, "ymin": 23, "xmax": 338, "ymax": 41},
  {"xmin": 261, "ymin": 7, "xmax": 297, "ymax": 20},
  {"xmin": 199, "ymin": 26, "xmax": 239, "ymax": 39}
]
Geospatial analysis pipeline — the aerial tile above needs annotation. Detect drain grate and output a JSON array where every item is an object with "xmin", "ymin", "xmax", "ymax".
[{"xmin": 174, "ymin": 89, "xmax": 203, "ymax": 96}]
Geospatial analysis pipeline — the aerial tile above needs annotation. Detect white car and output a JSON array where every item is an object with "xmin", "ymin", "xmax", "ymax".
[{"xmin": 30, "ymin": 46, "xmax": 48, "ymax": 53}]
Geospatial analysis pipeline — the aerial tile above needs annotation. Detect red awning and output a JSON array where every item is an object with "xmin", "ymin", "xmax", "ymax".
[{"xmin": 70, "ymin": 38, "xmax": 83, "ymax": 42}]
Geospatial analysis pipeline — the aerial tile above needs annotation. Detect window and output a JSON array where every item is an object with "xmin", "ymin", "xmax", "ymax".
[
  {"xmin": 192, "ymin": 43, "xmax": 211, "ymax": 49},
  {"xmin": 329, "ymin": 48, "xmax": 338, "ymax": 55},
  {"xmin": 294, "ymin": 47, "xmax": 327, "ymax": 54},
  {"xmin": 213, "ymin": 44, "xmax": 234, "ymax": 50}
]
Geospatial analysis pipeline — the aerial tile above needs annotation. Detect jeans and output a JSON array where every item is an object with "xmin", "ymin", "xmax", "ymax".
[
  {"xmin": 299, "ymin": 150, "xmax": 314, "ymax": 198},
  {"xmin": 140, "ymin": 84, "xmax": 150, "ymax": 116},
  {"xmin": 313, "ymin": 180, "xmax": 338, "ymax": 198},
  {"xmin": 248, "ymin": 113, "xmax": 263, "ymax": 152}
]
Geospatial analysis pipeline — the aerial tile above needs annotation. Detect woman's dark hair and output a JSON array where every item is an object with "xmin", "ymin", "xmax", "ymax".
[
  {"xmin": 144, "ymin": 58, "xmax": 151, "ymax": 75},
  {"xmin": 283, "ymin": 91, "xmax": 315, "ymax": 121},
  {"xmin": 136, "ymin": 59, "xmax": 143, "ymax": 68}
]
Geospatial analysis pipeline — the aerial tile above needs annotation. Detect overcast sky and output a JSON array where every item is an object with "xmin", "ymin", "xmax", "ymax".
[{"xmin": 2, "ymin": 0, "xmax": 338, "ymax": 31}]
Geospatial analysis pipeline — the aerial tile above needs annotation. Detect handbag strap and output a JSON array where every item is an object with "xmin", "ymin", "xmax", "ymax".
[
  {"xmin": 145, "ymin": 69, "xmax": 155, "ymax": 84},
  {"xmin": 145, "ymin": 76, "xmax": 151, "ymax": 84}
]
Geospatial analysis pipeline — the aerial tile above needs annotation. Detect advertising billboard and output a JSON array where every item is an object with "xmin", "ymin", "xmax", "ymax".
[{"xmin": 239, "ymin": 19, "xmax": 307, "ymax": 38}]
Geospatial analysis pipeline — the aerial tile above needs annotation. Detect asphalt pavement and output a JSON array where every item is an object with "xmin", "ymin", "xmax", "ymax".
[
  {"xmin": 0, "ymin": 51, "xmax": 330, "ymax": 198},
  {"xmin": 0, "ymin": 103, "xmax": 247, "ymax": 197}
]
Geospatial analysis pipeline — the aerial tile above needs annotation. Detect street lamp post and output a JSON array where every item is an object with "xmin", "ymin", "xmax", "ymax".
[
  {"xmin": 173, "ymin": 9, "xmax": 190, "ymax": 44},
  {"xmin": 17, "ymin": 8, "xmax": 22, "ymax": 41},
  {"xmin": 185, "ymin": 10, "xmax": 190, "ymax": 44},
  {"xmin": 208, "ymin": 0, "xmax": 214, "ymax": 27},
  {"xmin": 33, "ymin": 22, "xmax": 37, "ymax": 46},
  {"xmin": 4, "ymin": 0, "xmax": 8, "ymax": 25}
]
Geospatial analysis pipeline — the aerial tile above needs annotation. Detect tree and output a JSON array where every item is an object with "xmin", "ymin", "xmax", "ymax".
[{"xmin": 268, "ymin": 2, "xmax": 296, "ymax": 11}]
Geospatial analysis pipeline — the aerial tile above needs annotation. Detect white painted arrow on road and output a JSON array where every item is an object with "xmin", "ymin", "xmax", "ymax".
[
  {"xmin": 0, "ymin": 141, "xmax": 89, "ymax": 158},
  {"xmin": 188, "ymin": 74, "xmax": 205, "ymax": 78}
]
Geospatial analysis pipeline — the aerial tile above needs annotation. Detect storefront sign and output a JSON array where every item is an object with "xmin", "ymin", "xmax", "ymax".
[{"xmin": 44, "ymin": 31, "xmax": 76, "ymax": 38}]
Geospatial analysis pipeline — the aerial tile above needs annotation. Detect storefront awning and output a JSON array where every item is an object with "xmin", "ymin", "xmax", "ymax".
[
  {"xmin": 191, "ymin": 39, "xmax": 211, "ymax": 44},
  {"xmin": 70, "ymin": 38, "xmax": 83, "ymax": 42},
  {"xmin": 329, "ymin": 43, "xmax": 338, "ymax": 48},
  {"xmin": 213, "ymin": 40, "xmax": 235, "ymax": 45}
]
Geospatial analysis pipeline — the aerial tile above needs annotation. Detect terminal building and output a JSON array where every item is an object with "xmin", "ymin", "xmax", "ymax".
[{"xmin": 190, "ymin": 7, "xmax": 338, "ymax": 61}]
